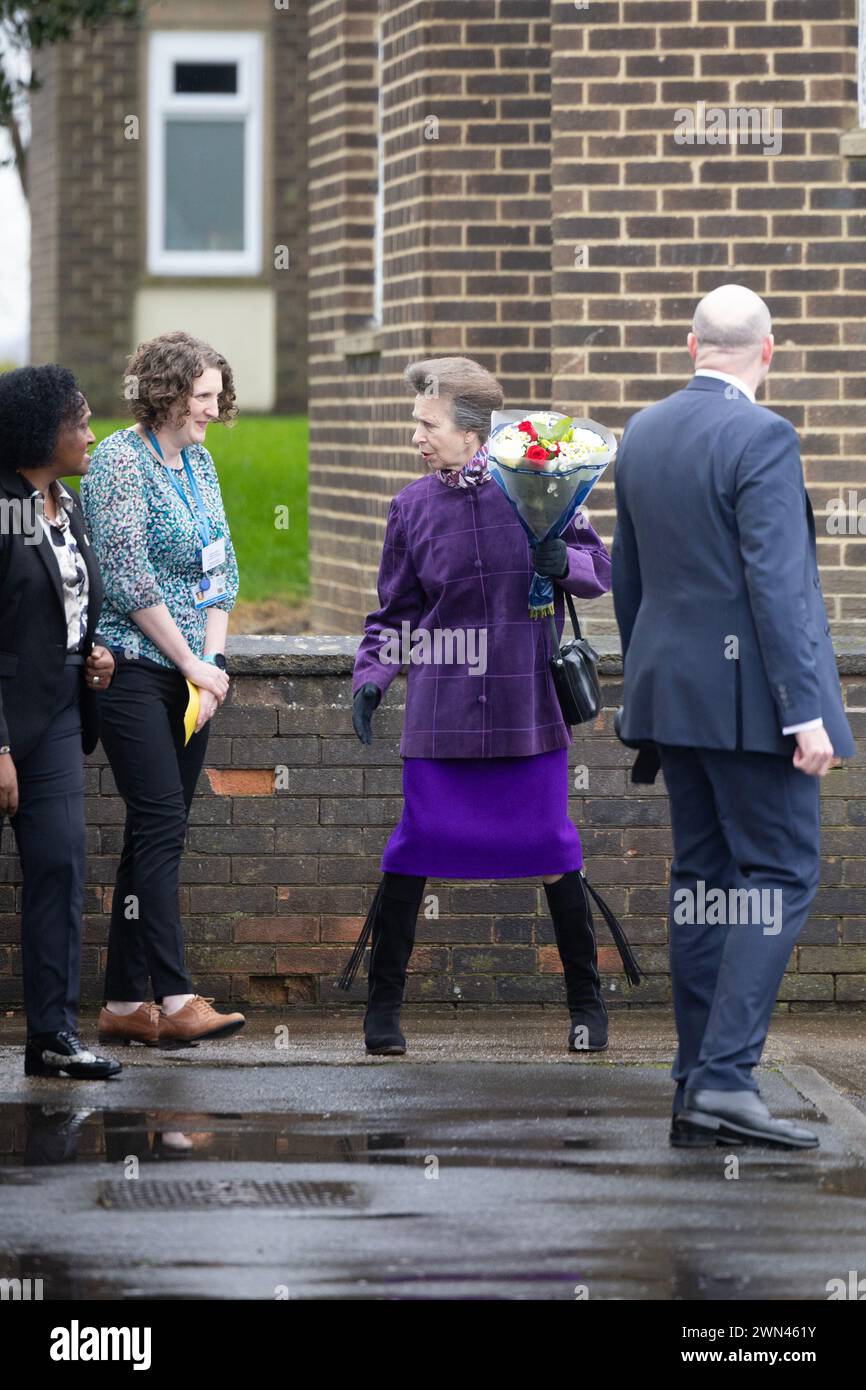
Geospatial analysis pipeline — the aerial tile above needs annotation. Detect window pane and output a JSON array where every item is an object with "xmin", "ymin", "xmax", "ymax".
[
  {"xmin": 174, "ymin": 62, "xmax": 237, "ymax": 94},
  {"xmin": 164, "ymin": 120, "xmax": 245, "ymax": 252}
]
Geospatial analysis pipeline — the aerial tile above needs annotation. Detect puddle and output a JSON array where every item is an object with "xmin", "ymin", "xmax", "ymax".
[
  {"xmin": 0, "ymin": 1099, "xmax": 844, "ymax": 1184},
  {"xmin": 0, "ymin": 1102, "xmax": 613, "ymax": 1169}
]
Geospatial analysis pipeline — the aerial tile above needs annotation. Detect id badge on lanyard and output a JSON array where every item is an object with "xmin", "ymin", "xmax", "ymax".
[
  {"xmin": 195, "ymin": 537, "xmax": 227, "ymax": 610},
  {"xmin": 148, "ymin": 432, "xmax": 227, "ymax": 610}
]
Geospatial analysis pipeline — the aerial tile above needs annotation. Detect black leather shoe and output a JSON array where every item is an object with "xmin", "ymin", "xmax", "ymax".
[
  {"xmin": 25, "ymin": 1031, "xmax": 122, "ymax": 1080},
  {"xmin": 363, "ymin": 1010, "xmax": 406, "ymax": 1057},
  {"xmin": 680, "ymin": 1087, "xmax": 819, "ymax": 1150},
  {"xmin": 669, "ymin": 1114, "xmax": 745, "ymax": 1148},
  {"xmin": 568, "ymin": 1002, "xmax": 609, "ymax": 1052}
]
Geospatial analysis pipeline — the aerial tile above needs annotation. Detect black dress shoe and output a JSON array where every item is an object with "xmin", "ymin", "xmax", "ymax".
[
  {"xmin": 25, "ymin": 1031, "xmax": 122, "ymax": 1080},
  {"xmin": 568, "ymin": 1003, "xmax": 609, "ymax": 1052},
  {"xmin": 669, "ymin": 1114, "xmax": 745, "ymax": 1148},
  {"xmin": 364, "ymin": 1010, "xmax": 406, "ymax": 1057},
  {"xmin": 679, "ymin": 1087, "xmax": 819, "ymax": 1150}
]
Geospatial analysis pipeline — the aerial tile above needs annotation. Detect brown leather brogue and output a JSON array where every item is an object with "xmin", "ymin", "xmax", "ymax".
[
  {"xmin": 158, "ymin": 995, "xmax": 246, "ymax": 1048},
  {"xmin": 97, "ymin": 1002, "xmax": 160, "ymax": 1047}
]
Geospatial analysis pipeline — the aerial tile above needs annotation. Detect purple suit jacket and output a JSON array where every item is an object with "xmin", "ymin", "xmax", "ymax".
[{"xmin": 352, "ymin": 473, "xmax": 612, "ymax": 758}]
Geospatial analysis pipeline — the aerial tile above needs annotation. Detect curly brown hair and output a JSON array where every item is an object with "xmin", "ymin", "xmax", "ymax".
[{"xmin": 124, "ymin": 330, "xmax": 238, "ymax": 431}]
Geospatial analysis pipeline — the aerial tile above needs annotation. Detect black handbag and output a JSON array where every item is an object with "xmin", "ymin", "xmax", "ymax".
[{"xmin": 547, "ymin": 589, "xmax": 601, "ymax": 726}]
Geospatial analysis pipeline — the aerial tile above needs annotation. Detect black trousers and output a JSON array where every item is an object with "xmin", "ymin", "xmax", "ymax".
[
  {"xmin": 1, "ymin": 667, "xmax": 86, "ymax": 1036},
  {"xmin": 97, "ymin": 658, "xmax": 209, "ymax": 1001}
]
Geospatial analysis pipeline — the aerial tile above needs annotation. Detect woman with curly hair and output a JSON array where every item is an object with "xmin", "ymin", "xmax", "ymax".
[
  {"xmin": 80, "ymin": 330, "xmax": 245, "ymax": 1049},
  {"xmin": 0, "ymin": 364, "xmax": 121, "ymax": 1078}
]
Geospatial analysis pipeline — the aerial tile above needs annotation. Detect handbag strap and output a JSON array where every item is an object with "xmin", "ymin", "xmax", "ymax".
[
  {"xmin": 564, "ymin": 588, "xmax": 582, "ymax": 640},
  {"xmin": 547, "ymin": 588, "xmax": 582, "ymax": 655},
  {"xmin": 547, "ymin": 592, "xmax": 583, "ymax": 644}
]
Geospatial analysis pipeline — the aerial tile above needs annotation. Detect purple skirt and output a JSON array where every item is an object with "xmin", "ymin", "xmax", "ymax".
[{"xmin": 381, "ymin": 749, "xmax": 583, "ymax": 879}]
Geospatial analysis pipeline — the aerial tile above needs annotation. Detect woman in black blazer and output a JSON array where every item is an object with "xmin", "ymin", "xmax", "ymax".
[{"xmin": 0, "ymin": 365, "xmax": 121, "ymax": 1079}]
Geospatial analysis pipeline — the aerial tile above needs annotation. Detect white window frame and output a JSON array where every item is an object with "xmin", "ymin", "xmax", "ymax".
[{"xmin": 147, "ymin": 31, "xmax": 263, "ymax": 276}]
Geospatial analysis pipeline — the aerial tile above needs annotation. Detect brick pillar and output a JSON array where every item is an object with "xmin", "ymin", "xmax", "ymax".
[
  {"xmin": 308, "ymin": 0, "xmax": 553, "ymax": 633},
  {"xmin": 28, "ymin": 18, "xmax": 141, "ymax": 414},
  {"xmin": 273, "ymin": 2, "xmax": 310, "ymax": 413},
  {"xmin": 28, "ymin": 45, "xmax": 61, "ymax": 367}
]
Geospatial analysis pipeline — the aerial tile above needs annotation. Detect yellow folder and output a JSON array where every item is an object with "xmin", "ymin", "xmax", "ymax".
[{"xmin": 183, "ymin": 681, "xmax": 200, "ymax": 746}]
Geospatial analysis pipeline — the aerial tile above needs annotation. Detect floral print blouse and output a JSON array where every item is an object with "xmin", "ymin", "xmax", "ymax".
[{"xmin": 80, "ymin": 427, "xmax": 239, "ymax": 669}]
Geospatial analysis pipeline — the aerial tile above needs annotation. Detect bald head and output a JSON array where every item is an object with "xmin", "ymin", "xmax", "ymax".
[
  {"xmin": 688, "ymin": 283, "xmax": 774, "ymax": 389},
  {"xmin": 693, "ymin": 285, "xmax": 771, "ymax": 350}
]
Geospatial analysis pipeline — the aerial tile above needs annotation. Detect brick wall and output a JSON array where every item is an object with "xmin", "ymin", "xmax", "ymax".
[
  {"xmin": 308, "ymin": 0, "xmax": 866, "ymax": 640},
  {"xmin": 550, "ymin": 0, "xmax": 866, "ymax": 639},
  {"xmin": 29, "ymin": 18, "xmax": 141, "ymax": 412},
  {"xmin": 1, "ymin": 638, "xmax": 864, "ymax": 1013}
]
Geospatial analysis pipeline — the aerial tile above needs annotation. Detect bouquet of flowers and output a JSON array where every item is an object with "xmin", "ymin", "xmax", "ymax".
[{"xmin": 488, "ymin": 410, "xmax": 616, "ymax": 617}]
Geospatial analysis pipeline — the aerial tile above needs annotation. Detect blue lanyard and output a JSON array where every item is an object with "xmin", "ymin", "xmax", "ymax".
[{"xmin": 147, "ymin": 431, "xmax": 211, "ymax": 552}]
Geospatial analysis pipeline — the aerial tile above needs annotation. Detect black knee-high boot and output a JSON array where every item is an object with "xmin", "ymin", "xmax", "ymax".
[
  {"xmin": 544, "ymin": 870, "xmax": 609, "ymax": 1052},
  {"xmin": 338, "ymin": 872, "xmax": 427, "ymax": 1055}
]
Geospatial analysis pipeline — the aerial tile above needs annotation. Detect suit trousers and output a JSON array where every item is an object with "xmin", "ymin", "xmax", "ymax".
[
  {"xmin": 658, "ymin": 744, "xmax": 821, "ymax": 1101},
  {"xmin": 97, "ymin": 658, "xmax": 209, "ymax": 1002},
  {"xmin": 2, "ymin": 667, "xmax": 85, "ymax": 1036}
]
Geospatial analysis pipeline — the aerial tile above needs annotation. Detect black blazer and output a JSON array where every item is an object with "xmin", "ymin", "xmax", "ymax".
[
  {"xmin": 612, "ymin": 374, "xmax": 855, "ymax": 760},
  {"xmin": 0, "ymin": 469, "xmax": 105, "ymax": 762}
]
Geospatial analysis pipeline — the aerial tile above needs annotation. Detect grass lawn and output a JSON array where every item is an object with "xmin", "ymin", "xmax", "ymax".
[{"xmin": 68, "ymin": 415, "xmax": 309, "ymax": 605}]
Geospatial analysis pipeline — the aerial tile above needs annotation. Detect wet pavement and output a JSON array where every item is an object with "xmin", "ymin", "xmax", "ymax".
[{"xmin": 1, "ymin": 1013, "xmax": 865, "ymax": 1300}]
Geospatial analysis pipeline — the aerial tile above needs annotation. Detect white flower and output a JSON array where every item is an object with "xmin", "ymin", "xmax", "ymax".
[
  {"xmin": 571, "ymin": 426, "xmax": 608, "ymax": 456},
  {"xmin": 558, "ymin": 439, "xmax": 591, "ymax": 464},
  {"xmin": 490, "ymin": 426, "xmax": 527, "ymax": 465}
]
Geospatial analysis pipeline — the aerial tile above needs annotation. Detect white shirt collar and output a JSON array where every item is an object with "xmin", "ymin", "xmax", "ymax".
[
  {"xmin": 53, "ymin": 480, "xmax": 75, "ymax": 513},
  {"xmin": 28, "ymin": 479, "xmax": 75, "ymax": 522},
  {"xmin": 694, "ymin": 369, "xmax": 756, "ymax": 403}
]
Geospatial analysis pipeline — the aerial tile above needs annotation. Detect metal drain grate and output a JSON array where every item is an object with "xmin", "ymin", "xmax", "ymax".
[{"xmin": 97, "ymin": 1178, "xmax": 364, "ymax": 1211}]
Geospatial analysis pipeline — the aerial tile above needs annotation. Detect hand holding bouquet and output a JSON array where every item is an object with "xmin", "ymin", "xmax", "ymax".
[{"xmin": 488, "ymin": 410, "xmax": 616, "ymax": 616}]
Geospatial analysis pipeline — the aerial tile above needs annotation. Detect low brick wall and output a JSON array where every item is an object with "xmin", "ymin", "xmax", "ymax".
[{"xmin": 1, "ymin": 636, "xmax": 865, "ymax": 1012}]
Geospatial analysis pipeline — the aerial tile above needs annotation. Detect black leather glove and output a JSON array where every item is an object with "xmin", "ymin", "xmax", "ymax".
[
  {"xmin": 613, "ymin": 706, "xmax": 661, "ymax": 785},
  {"xmin": 531, "ymin": 537, "xmax": 569, "ymax": 578},
  {"xmin": 352, "ymin": 682, "xmax": 382, "ymax": 745}
]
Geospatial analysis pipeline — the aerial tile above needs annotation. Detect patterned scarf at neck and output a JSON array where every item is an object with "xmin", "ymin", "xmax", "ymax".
[{"xmin": 436, "ymin": 442, "xmax": 491, "ymax": 488}]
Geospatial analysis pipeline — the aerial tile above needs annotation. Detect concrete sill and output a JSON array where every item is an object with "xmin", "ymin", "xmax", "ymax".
[
  {"xmin": 840, "ymin": 127, "xmax": 866, "ymax": 157},
  {"xmin": 336, "ymin": 328, "xmax": 383, "ymax": 357},
  {"xmin": 224, "ymin": 634, "xmax": 866, "ymax": 678},
  {"xmin": 139, "ymin": 275, "xmax": 272, "ymax": 290}
]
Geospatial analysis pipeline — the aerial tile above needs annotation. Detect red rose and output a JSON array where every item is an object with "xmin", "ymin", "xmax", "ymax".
[
  {"xmin": 525, "ymin": 444, "xmax": 550, "ymax": 463},
  {"xmin": 518, "ymin": 420, "xmax": 538, "ymax": 440}
]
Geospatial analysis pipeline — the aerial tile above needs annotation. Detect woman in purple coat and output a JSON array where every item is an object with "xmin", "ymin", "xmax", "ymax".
[{"xmin": 347, "ymin": 356, "xmax": 613, "ymax": 1056}]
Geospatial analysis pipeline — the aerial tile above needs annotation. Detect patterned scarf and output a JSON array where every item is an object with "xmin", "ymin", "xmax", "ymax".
[{"xmin": 435, "ymin": 442, "xmax": 491, "ymax": 489}]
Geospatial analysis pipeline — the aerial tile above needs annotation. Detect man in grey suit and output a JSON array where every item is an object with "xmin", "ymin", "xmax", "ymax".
[{"xmin": 613, "ymin": 284, "xmax": 855, "ymax": 1150}]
